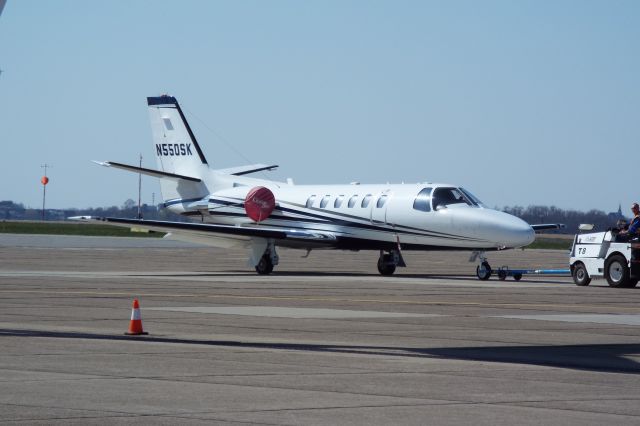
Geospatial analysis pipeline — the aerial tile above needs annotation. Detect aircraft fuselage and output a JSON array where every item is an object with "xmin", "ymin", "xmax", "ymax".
[{"xmin": 165, "ymin": 182, "xmax": 535, "ymax": 252}]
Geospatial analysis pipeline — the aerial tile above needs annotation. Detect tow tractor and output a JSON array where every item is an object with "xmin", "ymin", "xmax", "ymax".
[{"xmin": 569, "ymin": 225, "xmax": 640, "ymax": 288}]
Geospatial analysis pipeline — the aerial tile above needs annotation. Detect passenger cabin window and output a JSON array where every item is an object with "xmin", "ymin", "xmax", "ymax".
[
  {"xmin": 348, "ymin": 195, "xmax": 358, "ymax": 208},
  {"xmin": 376, "ymin": 195, "xmax": 388, "ymax": 208},
  {"xmin": 431, "ymin": 187, "xmax": 473, "ymax": 210},
  {"xmin": 361, "ymin": 194, "xmax": 372, "ymax": 208},
  {"xmin": 413, "ymin": 188, "xmax": 432, "ymax": 212},
  {"xmin": 306, "ymin": 195, "xmax": 316, "ymax": 208},
  {"xmin": 320, "ymin": 195, "xmax": 331, "ymax": 208},
  {"xmin": 334, "ymin": 195, "xmax": 345, "ymax": 208}
]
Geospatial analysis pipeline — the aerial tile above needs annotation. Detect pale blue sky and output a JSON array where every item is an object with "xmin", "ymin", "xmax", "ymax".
[{"xmin": 1, "ymin": 1, "xmax": 638, "ymax": 212}]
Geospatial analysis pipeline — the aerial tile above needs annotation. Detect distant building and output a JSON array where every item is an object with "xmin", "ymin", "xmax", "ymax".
[{"xmin": 608, "ymin": 204, "xmax": 626, "ymax": 222}]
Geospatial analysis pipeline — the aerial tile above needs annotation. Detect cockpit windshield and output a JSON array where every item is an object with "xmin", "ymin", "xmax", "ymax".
[
  {"xmin": 460, "ymin": 187, "xmax": 484, "ymax": 207},
  {"xmin": 432, "ymin": 187, "xmax": 483, "ymax": 210}
]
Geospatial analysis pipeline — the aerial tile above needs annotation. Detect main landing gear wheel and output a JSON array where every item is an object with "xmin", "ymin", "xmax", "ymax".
[
  {"xmin": 255, "ymin": 254, "xmax": 274, "ymax": 275},
  {"xmin": 572, "ymin": 262, "xmax": 591, "ymax": 286},
  {"xmin": 377, "ymin": 254, "xmax": 397, "ymax": 276},
  {"xmin": 605, "ymin": 254, "xmax": 630, "ymax": 288},
  {"xmin": 476, "ymin": 261, "xmax": 492, "ymax": 281},
  {"xmin": 377, "ymin": 250, "xmax": 405, "ymax": 276}
]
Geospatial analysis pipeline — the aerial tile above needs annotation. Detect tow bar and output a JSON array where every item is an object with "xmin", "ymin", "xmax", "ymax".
[{"xmin": 495, "ymin": 266, "xmax": 571, "ymax": 281}]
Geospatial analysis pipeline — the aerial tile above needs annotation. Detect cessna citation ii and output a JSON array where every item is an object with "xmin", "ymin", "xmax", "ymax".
[{"xmin": 74, "ymin": 95, "xmax": 559, "ymax": 280}]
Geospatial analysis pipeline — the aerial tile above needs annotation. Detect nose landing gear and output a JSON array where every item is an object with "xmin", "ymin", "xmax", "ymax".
[
  {"xmin": 470, "ymin": 251, "xmax": 492, "ymax": 280},
  {"xmin": 476, "ymin": 261, "xmax": 493, "ymax": 280}
]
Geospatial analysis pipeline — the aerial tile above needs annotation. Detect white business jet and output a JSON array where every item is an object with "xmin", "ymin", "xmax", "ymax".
[{"xmin": 75, "ymin": 95, "xmax": 559, "ymax": 279}]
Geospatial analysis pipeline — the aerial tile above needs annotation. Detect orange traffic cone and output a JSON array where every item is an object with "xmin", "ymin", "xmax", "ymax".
[{"xmin": 125, "ymin": 299, "xmax": 148, "ymax": 335}]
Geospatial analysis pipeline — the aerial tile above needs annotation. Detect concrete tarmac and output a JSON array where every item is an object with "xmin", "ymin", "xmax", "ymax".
[{"xmin": 1, "ymin": 234, "xmax": 639, "ymax": 425}]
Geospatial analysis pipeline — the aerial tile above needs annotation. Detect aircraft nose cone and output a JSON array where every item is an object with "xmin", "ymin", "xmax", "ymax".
[
  {"xmin": 471, "ymin": 209, "xmax": 535, "ymax": 248},
  {"xmin": 492, "ymin": 211, "xmax": 535, "ymax": 248}
]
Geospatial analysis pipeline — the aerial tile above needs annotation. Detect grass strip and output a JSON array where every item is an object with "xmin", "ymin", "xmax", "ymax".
[
  {"xmin": 0, "ymin": 221, "xmax": 165, "ymax": 238},
  {"xmin": 526, "ymin": 238, "xmax": 573, "ymax": 250}
]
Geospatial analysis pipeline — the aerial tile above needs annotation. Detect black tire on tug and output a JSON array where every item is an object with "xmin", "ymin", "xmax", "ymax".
[
  {"xmin": 498, "ymin": 270, "xmax": 507, "ymax": 281},
  {"xmin": 513, "ymin": 273, "xmax": 523, "ymax": 281},
  {"xmin": 476, "ymin": 261, "xmax": 492, "ymax": 281},
  {"xmin": 377, "ymin": 255, "xmax": 396, "ymax": 276},
  {"xmin": 572, "ymin": 262, "xmax": 591, "ymax": 286},
  {"xmin": 605, "ymin": 254, "xmax": 630, "ymax": 288},
  {"xmin": 255, "ymin": 255, "xmax": 274, "ymax": 275}
]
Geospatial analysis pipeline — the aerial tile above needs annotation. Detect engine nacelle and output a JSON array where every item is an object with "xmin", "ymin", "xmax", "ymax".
[{"xmin": 244, "ymin": 186, "xmax": 276, "ymax": 222}]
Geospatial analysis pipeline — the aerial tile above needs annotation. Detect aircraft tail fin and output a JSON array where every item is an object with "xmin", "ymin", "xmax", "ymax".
[{"xmin": 147, "ymin": 95, "xmax": 210, "ymax": 202}]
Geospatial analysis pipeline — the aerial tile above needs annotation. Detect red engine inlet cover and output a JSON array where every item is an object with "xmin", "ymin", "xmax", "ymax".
[{"xmin": 244, "ymin": 186, "xmax": 276, "ymax": 222}]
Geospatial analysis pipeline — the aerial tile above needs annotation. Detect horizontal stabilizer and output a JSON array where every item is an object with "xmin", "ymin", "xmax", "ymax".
[
  {"xmin": 94, "ymin": 161, "xmax": 201, "ymax": 182},
  {"xmin": 531, "ymin": 223, "xmax": 565, "ymax": 231},
  {"xmin": 215, "ymin": 164, "xmax": 279, "ymax": 176}
]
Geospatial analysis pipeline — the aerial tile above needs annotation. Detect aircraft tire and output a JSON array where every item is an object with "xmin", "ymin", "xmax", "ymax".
[
  {"xmin": 377, "ymin": 256, "xmax": 396, "ymax": 276},
  {"xmin": 476, "ymin": 262, "xmax": 492, "ymax": 281},
  {"xmin": 572, "ymin": 262, "xmax": 591, "ymax": 286},
  {"xmin": 255, "ymin": 255, "xmax": 274, "ymax": 275},
  {"xmin": 605, "ymin": 254, "xmax": 630, "ymax": 288}
]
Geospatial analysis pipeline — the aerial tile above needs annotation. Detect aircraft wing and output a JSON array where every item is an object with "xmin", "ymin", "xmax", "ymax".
[
  {"xmin": 68, "ymin": 216, "xmax": 337, "ymax": 246},
  {"xmin": 531, "ymin": 223, "xmax": 565, "ymax": 231}
]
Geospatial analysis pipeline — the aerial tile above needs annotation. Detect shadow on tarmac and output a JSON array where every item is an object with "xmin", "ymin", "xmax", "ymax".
[{"xmin": 2, "ymin": 328, "xmax": 638, "ymax": 374}]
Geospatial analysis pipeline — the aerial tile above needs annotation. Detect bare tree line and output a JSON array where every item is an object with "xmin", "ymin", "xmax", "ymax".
[{"xmin": 502, "ymin": 205, "xmax": 624, "ymax": 234}]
